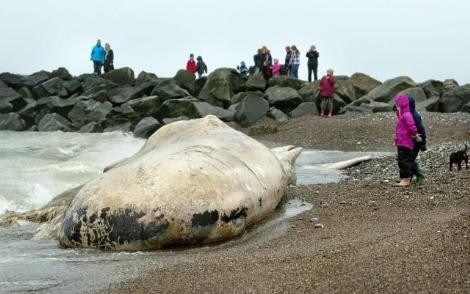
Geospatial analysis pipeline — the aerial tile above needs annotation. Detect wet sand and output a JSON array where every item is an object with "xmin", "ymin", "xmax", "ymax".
[{"xmin": 116, "ymin": 113, "xmax": 470, "ymax": 293}]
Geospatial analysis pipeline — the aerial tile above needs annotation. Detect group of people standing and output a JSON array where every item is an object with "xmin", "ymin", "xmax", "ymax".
[
  {"xmin": 90, "ymin": 39, "xmax": 114, "ymax": 75},
  {"xmin": 185, "ymin": 54, "xmax": 207, "ymax": 78},
  {"xmin": 250, "ymin": 45, "xmax": 320, "ymax": 82}
]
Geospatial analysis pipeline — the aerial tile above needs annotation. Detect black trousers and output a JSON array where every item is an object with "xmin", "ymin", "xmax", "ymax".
[
  {"xmin": 397, "ymin": 146, "xmax": 413, "ymax": 178},
  {"xmin": 308, "ymin": 63, "xmax": 318, "ymax": 82},
  {"xmin": 93, "ymin": 61, "xmax": 102, "ymax": 75}
]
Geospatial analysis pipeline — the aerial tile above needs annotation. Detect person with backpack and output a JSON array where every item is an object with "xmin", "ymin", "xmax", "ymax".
[
  {"xmin": 186, "ymin": 54, "xmax": 197, "ymax": 74},
  {"xmin": 90, "ymin": 39, "xmax": 105, "ymax": 75},
  {"xmin": 306, "ymin": 45, "xmax": 320, "ymax": 82},
  {"xmin": 196, "ymin": 56, "xmax": 208, "ymax": 78}
]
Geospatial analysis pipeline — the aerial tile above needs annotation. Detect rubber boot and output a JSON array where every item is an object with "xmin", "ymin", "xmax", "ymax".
[{"xmin": 415, "ymin": 170, "xmax": 426, "ymax": 184}]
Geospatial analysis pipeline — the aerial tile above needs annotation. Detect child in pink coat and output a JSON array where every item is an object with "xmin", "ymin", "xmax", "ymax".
[{"xmin": 272, "ymin": 58, "xmax": 281, "ymax": 77}]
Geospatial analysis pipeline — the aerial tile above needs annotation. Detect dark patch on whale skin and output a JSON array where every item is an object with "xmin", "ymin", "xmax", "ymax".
[
  {"xmin": 191, "ymin": 210, "xmax": 219, "ymax": 227},
  {"xmin": 60, "ymin": 206, "xmax": 170, "ymax": 250},
  {"xmin": 221, "ymin": 207, "xmax": 247, "ymax": 223}
]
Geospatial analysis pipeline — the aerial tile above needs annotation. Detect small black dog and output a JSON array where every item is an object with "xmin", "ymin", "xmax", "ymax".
[{"xmin": 449, "ymin": 144, "xmax": 468, "ymax": 171}]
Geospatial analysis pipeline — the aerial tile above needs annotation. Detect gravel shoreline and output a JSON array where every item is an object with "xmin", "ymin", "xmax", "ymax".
[{"xmin": 115, "ymin": 112, "xmax": 470, "ymax": 293}]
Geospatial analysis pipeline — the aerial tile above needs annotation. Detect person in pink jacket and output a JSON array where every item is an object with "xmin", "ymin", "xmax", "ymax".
[
  {"xmin": 394, "ymin": 94, "xmax": 420, "ymax": 187},
  {"xmin": 272, "ymin": 58, "xmax": 281, "ymax": 77}
]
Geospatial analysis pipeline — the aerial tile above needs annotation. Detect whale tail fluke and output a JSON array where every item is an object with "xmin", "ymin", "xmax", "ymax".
[{"xmin": 272, "ymin": 145, "xmax": 303, "ymax": 185}]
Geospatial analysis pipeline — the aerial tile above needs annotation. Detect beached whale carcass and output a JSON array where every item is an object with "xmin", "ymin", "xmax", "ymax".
[{"xmin": 58, "ymin": 115, "xmax": 302, "ymax": 250}]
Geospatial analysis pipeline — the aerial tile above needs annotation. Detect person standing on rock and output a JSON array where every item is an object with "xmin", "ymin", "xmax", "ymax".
[
  {"xmin": 319, "ymin": 69, "xmax": 336, "ymax": 117},
  {"xmin": 253, "ymin": 49, "xmax": 263, "ymax": 74},
  {"xmin": 393, "ymin": 94, "xmax": 420, "ymax": 187},
  {"xmin": 261, "ymin": 46, "xmax": 273, "ymax": 80},
  {"xmin": 289, "ymin": 45, "xmax": 300, "ymax": 79},
  {"xmin": 284, "ymin": 46, "xmax": 292, "ymax": 76},
  {"xmin": 186, "ymin": 54, "xmax": 197, "ymax": 75},
  {"xmin": 272, "ymin": 58, "xmax": 281, "ymax": 77},
  {"xmin": 196, "ymin": 56, "xmax": 208, "ymax": 78},
  {"xmin": 408, "ymin": 96, "xmax": 427, "ymax": 184},
  {"xmin": 90, "ymin": 39, "xmax": 105, "ymax": 75},
  {"xmin": 103, "ymin": 43, "xmax": 114, "ymax": 73},
  {"xmin": 306, "ymin": 45, "xmax": 320, "ymax": 82}
]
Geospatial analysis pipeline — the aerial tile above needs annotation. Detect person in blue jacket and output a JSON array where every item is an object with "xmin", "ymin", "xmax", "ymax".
[
  {"xmin": 90, "ymin": 39, "xmax": 106, "ymax": 75},
  {"xmin": 408, "ymin": 96, "xmax": 427, "ymax": 183}
]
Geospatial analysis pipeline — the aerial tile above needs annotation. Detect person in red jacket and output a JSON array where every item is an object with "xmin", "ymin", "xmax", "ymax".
[
  {"xmin": 186, "ymin": 54, "xmax": 197, "ymax": 74},
  {"xmin": 319, "ymin": 69, "xmax": 336, "ymax": 117}
]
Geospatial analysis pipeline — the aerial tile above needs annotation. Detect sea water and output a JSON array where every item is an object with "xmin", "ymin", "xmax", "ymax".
[{"xmin": 0, "ymin": 131, "xmax": 382, "ymax": 293}]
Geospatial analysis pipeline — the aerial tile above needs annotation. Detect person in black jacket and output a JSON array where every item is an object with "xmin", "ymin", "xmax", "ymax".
[
  {"xmin": 196, "ymin": 56, "xmax": 208, "ymax": 78},
  {"xmin": 284, "ymin": 46, "xmax": 292, "ymax": 76},
  {"xmin": 253, "ymin": 48, "xmax": 263, "ymax": 74},
  {"xmin": 104, "ymin": 43, "xmax": 114, "ymax": 73},
  {"xmin": 306, "ymin": 45, "xmax": 319, "ymax": 82}
]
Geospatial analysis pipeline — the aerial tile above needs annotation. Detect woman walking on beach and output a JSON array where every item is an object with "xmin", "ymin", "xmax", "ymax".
[
  {"xmin": 103, "ymin": 43, "xmax": 114, "ymax": 73},
  {"xmin": 289, "ymin": 45, "xmax": 300, "ymax": 78},
  {"xmin": 393, "ymin": 94, "xmax": 420, "ymax": 187},
  {"xmin": 306, "ymin": 45, "xmax": 319, "ymax": 82}
]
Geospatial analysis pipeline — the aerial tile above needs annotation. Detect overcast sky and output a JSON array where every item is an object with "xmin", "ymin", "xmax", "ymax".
[{"xmin": 1, "ymin": 0, "xmax": 469, "ymax": 84}]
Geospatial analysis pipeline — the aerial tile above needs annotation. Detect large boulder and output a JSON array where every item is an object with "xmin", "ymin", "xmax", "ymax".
[
  {"xmin": 155, "ymin": 97, "xmax": 225, "ymax": 120},
  {"xmin": 0, "ymin": 73, "xmax": 24, "ymax": 88},
  {"xmin": 174, "ymin": 69, "xmax": 196, "ymax": 94},
  {"xmin": 79, "ymin": 122, "xmax": 104, "ymax": 133},
  {"xmin": 135, "ymin": 71, "xmax": 159, "ymax": 87},
  {"xmin": 360, "ymin": 76, "xmax": 416, "ymax": 103},
  {"xmin": 245, "ymin": 73, "xmax": 267, "ymax": 91},
  {"xmin": 298, "ymin": 82, "xmax": 320, "ymax": 103},
  {"xmin": 151, "ymin": 79, "xmax": 190, "ymax": 100},
  {"xmin": 289, "ymin": 102, "xmax": 319, "ymax": 118},
  {"xmin": 233, "ymin": 94, "xmax": 269, "ymax": 127},
  {"xmin": 194, "ymin": 76, "xmax": 207, "ymax": 97},
  {"xmin": 104, "ymin": 105, "xmax": 140, "ymax": 129},
  {"xmin": 51, "ymin": 67, "xmax": 72, "ymax": 81},
  {"xmin": 268, "ymin": 108, "xmax": 289, "ymax": 124},
  {"xmin": 0, "ymin": 87, "xmax": 27, "ymax": 111},
  {"xmin": 123, "ymin": 95, "xmax": 162, "ymax": 118},
  {"xmin": 108, "ymin": 86, "xmax": 146, "ymax": 104},
  {"xmin": 416, "ymin": 97, "xmax": 440, "ymax": 112},
  {"xmin": 334, "ymin": 78, "xmax": 356, "ymax": 104},
  {"xmin": 267, "ymin": 76, "xmax": 304, "ymax": 90},
  {"xmin": 401, "ymin": 87, "xmax": 427, "ymax": 102},
  {"xmin": 102, "ymin": 67, "xmax": 135, "ymax": 86},
  {"xmin": 439, "ymin": 84, "xmax": 470, "ymax": 112},
  {"xmin": 417, "ymin": 80, "xmax": 444, "ymax": 98},
  {"xmin": 38, "ymin": 113, "xmax": 73, "ymax": 132},
  {"xmin": 231, "ymin": 91, "xmax": 265, "ymax": 104},
  {"xmin": 265, "ymin": 86, "xmax": 303, "ymax": 112},
  {"xmin": 198, "ymin": 68, "xmax": 244, "ymax": 108},
  {"xmin": 33, "ymin": 77, "xmax": 64, "ymax": 98},
  {"xmin": 349, "ymin": 73, "xmax": 382, "ymax": 98},
  {"xmin": 60, "ymin": 78, "xmax": 82, "ymax": 98},
  {"xmin": 0, "ymin": 101, "xmax": 13, "ymax": 113},
  {"xmin": 21, "ymin": 71, "xmax": 52, "ymax": 88},
  {"xmin": 81, "ymin": 76, "xmax": 118, "ymax": 95},
  {"xmin": 0, "ymin": 113, "xmax": 26, "ymax": 131},
  {"xmin": 68, "ymin": 100, "xmax": 113, "ymax": 128},
  {"xmin": 133, "ymin": 117, "xmax": 162, "ymax": 138},
  {"xmin": 443, "ymin": 79, "xmax": 459, "ymax": 92},
  {"xmin": 461, "ymin": 102, "xmax": 470, "ymax": 113}
]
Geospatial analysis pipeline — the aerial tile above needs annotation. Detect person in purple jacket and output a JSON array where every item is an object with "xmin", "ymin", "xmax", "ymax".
[{"xmin": 393, "ymin": 94, "xmax": 420, "ymax": 187}]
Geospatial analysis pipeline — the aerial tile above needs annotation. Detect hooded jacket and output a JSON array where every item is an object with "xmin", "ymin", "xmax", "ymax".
[
  {"xmin": 196, "ymin": 57, "xmax": 207, "ymax": 75},
  {"xmin": 408, "ymin": 96, "xmax": 426, "ymax": 143},
  {"xmin": 319, "ymin": 75, "xmax": 336, "ymax": 97},
  {"xmin": 395, "ymin": 95, "xmax": 418, "ymax": 150},
  {"xmin": 90, "ymin": 44, "xmax": 105, "ymax": 63}
]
